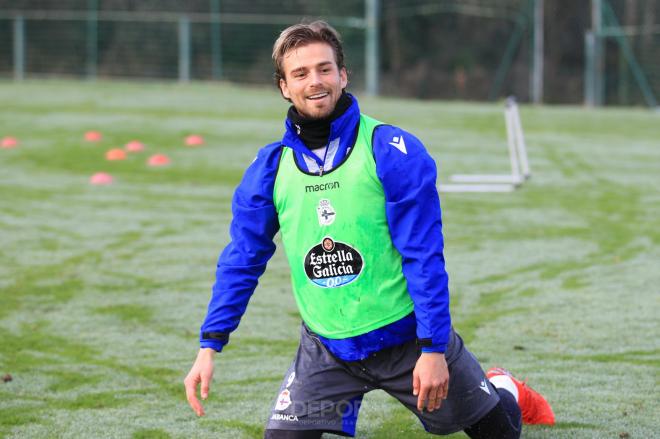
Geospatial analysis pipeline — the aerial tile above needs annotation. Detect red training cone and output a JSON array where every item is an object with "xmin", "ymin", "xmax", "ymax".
[
  {"xmin": 1, "ymin": 136, "xmax": 18, "ymax": 148},
  {"xmin": 125, "ymin": 140, "xmax": 145, "ymax": 152},
  {"xmin": 84, "ymin": 131, "xmax": 103, "ymax": 142},
  {"xmin": 148, "ymin": 154, "xmax": 170, "ymax": 166},
  {"xmin": 89, "ymin": 172, "xmax": 113, "ymax": 185},
  {"xmin": 185, "ymin": 134, "xmax": 204, "ymax": 146}
]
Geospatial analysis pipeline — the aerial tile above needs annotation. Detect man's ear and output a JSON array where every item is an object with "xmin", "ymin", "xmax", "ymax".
[
  {"xmin": 340, "ymin": 67, "xmax": 348, "ymax": 89},
  {"xmin": 280, "ymin": 78, "xmax": 291, "ymax": 100}
]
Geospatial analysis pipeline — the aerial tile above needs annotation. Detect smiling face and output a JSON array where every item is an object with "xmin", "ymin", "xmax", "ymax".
[{"xmin": 279, "ymin": 42, "xmax": 348, "ymax": 120}]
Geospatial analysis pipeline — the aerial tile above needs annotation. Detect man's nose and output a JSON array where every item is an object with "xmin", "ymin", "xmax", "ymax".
[{"xmin": 309, "ymin": 70, "xmax": 322, "ymax": 86}]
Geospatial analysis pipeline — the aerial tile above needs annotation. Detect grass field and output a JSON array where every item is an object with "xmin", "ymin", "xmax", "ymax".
[{"xmin": 0, "ymin": 80, "xmax": 658, "ymax": 439}]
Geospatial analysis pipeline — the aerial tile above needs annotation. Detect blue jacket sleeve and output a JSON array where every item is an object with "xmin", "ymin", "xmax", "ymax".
[
  {"xmin": 372, "ymin": 125, "xmax": 451, "ymax": 353},
  {"xmin": 199, "ymin": 142, "xmax": 282, "ymax": 352}
]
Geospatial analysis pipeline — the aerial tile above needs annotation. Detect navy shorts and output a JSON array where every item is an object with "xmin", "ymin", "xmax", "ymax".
[{"xmin": 265, "ymin": 324, "xmax": 499, "ymax": 436}]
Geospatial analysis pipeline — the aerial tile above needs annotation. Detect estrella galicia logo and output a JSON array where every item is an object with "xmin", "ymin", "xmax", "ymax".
[{"xmin": 304, "ymin": 237, "xmax": 363, "ymax": 288}]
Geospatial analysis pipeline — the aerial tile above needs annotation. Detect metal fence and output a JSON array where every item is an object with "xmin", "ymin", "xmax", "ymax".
[
  {"xmin": 0, "ymin": 0, "xmax": 375, "ymax": 91},
  {"xmin": 0, "ymin": 0, "xmax": 658, "ymax": 106},
  {"xmin": 586, "ymin": 0, "xmax": 660, "ymax": 107}
]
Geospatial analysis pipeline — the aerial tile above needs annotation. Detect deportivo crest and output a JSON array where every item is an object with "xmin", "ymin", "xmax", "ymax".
[
  {"xmin": 275, "ymin": 389, "xmax": 292, "ymax": 411},
  {"xmin": 304, "ymin": 237, "xmax": 363, "ymax": 288},
  {"xmin": 316, "ymin": 199, "xmax": 336, "ymax": 226}
]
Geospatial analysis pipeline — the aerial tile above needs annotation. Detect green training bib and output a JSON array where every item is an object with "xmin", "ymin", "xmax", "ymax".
[{"xmin": 273, "ymin": 114, "xmax": 414, "ymax": 338}]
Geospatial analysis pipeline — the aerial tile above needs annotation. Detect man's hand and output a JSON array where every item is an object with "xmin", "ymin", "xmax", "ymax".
[
  {"xmin": 412, "ymin": 352, "xmax": 449, "ymax": 412},
  {"xmin": 184, "ymin": 348, "xmax": 216, "ymax": 416}
]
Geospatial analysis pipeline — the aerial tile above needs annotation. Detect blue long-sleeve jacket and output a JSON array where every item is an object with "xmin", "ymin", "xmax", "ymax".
[{"xmin": 200, "ymin": 95, "xmax": 451, "ymax": 360}]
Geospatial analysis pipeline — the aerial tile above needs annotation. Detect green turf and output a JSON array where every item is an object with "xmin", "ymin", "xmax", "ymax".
[{"xmin": 0, "ymin": 80, "xmax": 658, "ymax": 438}]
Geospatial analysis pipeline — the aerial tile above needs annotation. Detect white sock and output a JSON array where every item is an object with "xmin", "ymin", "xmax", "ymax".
[{"xmin": 489, "ymin": 375, "xmax": 519, "ymax": 402}]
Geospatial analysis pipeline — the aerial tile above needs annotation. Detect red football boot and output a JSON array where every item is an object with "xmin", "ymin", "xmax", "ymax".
[{"xmin": 486, "ymin": 367, "xmax": 555, "ymax": 426}]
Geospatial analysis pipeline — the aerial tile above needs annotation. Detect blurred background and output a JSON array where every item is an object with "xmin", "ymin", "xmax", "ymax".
[{"xmin": 0, "ymin": 0, "xmax": 658, "ymax": 107}]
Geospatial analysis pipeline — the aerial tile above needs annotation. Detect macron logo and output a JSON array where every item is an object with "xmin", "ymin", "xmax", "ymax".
[
  {"xmin": 389, "ymin": 136, "xmax": 407, "ymax": 154},
  {"xmin": 479, "ymin": 379, "xmax": 491, "ymax": 395}
]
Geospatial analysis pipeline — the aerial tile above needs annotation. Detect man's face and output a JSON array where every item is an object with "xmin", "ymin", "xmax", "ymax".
[{"xmin": 279, "ymin": 42, "xmax": 348, "ymax": 120}]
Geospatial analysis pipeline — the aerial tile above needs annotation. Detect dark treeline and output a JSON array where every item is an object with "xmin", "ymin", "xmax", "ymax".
[{"xmin": 0, "ymin": 0, "xmax": 657, "ymax": 104}]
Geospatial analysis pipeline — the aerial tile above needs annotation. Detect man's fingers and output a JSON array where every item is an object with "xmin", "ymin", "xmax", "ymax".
[
  {"xmin": 434, "ymin": 387, "xmax": 443, "ymax": 410},
  {"xmin": 184, "ymin": 349, "xmax": 216, "ymax": 417},
  {"xmin": 434, "ymin": 380, "xmax": 448, "ymax": 410},
  {"xmin": 426, "ymin": 386, "xmax": 438, "ymax": 412},
  {"xmin": 201, "ymin": 373, "xmax": 211, "ymax": 400},
  {"xmin": 416, "ymin": 385, "xmax": 429, "ymax": 411},
  {"xmin": 188, "ymin": 395, "xmax": 205, "ymax": 417},
  {"xmin": 184, "ymin": 379, "xmax": 198, "ymax": 404},
  {"xmin": 412, "ymin": 352, "xmax": 449, "ymax": 412},
  {"xmin": 184, "ymin": 377, "xmax": 205, "ymax": 417},
  {"xmin": 412, "ymin": 372, "xmax": 420, "ymax": 396},
  {"xmin": 440, "ymin": 380, "xmax": 449, "ymax": 400},
  {"xmin": 420, "ymin": 380, "xmax": 448, "ymax": 412}
]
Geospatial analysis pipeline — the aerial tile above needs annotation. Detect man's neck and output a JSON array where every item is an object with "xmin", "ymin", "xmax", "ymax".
[{"xmin": 287, "ymin": 93, "xmax": 352, "ymax": 150}]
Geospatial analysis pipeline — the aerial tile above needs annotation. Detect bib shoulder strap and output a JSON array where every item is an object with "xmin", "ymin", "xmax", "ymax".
[{"xmin": 359, "ymin": 113, "xmax": 385, "ymax": 141}]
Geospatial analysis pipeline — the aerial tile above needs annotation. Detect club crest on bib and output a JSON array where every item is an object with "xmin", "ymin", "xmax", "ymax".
[
  {"xmin": 316, "ymin": 199, "xmax": 336, "ymax": 226},
  {"xmin": 275, "ymin": 389, "xmax": 292, "ymax": 411},
  {"xmin": 304, "ymin": 237, "xmax": 363, "ymax": 288}
]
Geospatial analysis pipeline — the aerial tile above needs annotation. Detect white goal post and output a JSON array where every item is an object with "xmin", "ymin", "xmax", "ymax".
[{"xmin": 439, "ymin": 96, "xmax": 531, "ymax": 193}]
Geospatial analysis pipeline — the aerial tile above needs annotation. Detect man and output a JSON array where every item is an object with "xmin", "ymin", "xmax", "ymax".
[{"xmin": 184, "ymin": 21, "xmax": 554, "ymax": 438}]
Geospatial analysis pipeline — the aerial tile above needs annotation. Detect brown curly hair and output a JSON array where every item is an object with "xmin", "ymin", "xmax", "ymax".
[{"xmin": 272, "ymin": 20, "xmax": 345, "ymax": 86}]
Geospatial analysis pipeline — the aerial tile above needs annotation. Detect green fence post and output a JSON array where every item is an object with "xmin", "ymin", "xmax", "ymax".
[
  {"xmin": 584, "ymin": 31, "xmax": 596, "ymax": 106},
  {"xmin": 530, "ymin": 0, "xmax": 544, "ymax": 104},
  {"xmin": 13, "ymin": 14, "xmax": 25, "ymax": 81},
  {"xmin": 591, "ymin": 0, "xmax": 604, "ymax": 105},
  {"xmin": 210, "ymin": 0, "xmax": 222, "ymax": 80},
  {"xmin": 618, "ymin": 44, "xmax": 629, "ymax": 105},
  {"xmin": 489, "ymin": 6, "xmax": 529, "ymax": 101},
  {"xmin": 86, "ymin": 0, "xmax": 98, "ymax": 80},
  {"xmin": 365, "ymin": 0, "xmax": 379, "ymax": 96},
  {"xmin": 179, "ymin": 15, "xmax": 191, "ymax": 82},
  {"xmin": 602, "ymin": 0, "xmax": 657, "ymax": 108}
]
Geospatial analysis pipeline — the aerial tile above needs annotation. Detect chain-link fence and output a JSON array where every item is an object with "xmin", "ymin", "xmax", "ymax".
[
  {"xmin": 0, "ymin": 0, "xmax": 370, "ymax": 88},
  {"xmin": 0, "ymin": 0, "xmax": 658, "ymax": 106},
  {"xmin": 590, "ymin": 0, "xmax": 660, "ymax": 107}
]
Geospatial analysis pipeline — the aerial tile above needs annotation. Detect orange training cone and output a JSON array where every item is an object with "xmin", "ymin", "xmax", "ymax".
[{"xmin": 106, "ymin": 148, "xmax": 127, "ymax": 161}]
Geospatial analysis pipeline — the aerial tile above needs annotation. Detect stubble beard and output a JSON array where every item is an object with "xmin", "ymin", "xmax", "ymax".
[
  {"xmin": 282, "ymin": 91, "xmax": 332, "ymax": 120},
  {"xmin": 298, "ymin": 95, "xmax": 337, "ymax": 120}
]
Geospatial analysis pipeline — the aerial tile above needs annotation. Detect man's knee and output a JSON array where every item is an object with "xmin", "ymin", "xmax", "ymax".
[{"xmin": 463, "ymin": 398, "xmax": 521, "ymax": 439}]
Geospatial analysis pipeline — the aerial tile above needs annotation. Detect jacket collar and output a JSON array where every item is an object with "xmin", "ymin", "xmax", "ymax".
[{"xmin": 282, "ymin": 94, "xmax": 360, "ymax": 171}]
